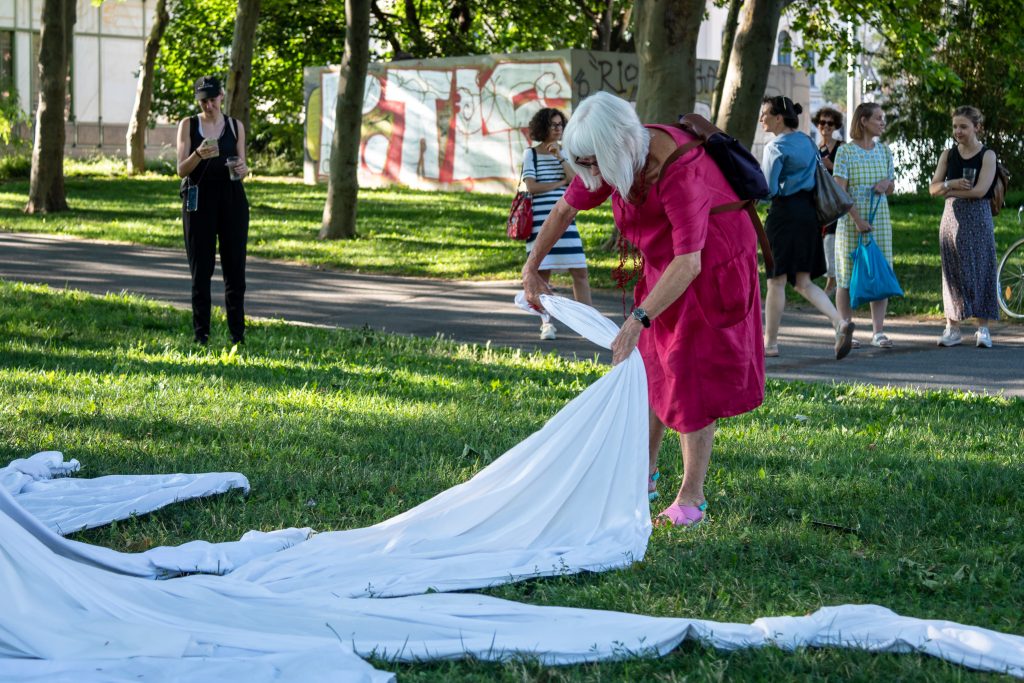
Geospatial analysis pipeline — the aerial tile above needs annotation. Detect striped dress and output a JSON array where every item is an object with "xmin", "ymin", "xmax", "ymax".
[{"xmin": 522, "ymin": 148, "xmax": 587, "ymax": 270}]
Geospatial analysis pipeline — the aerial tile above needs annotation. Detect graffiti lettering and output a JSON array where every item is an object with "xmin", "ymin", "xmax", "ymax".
[{"xmin": 318, "ymin": 59, "xmax": 572, "ymax": 192}]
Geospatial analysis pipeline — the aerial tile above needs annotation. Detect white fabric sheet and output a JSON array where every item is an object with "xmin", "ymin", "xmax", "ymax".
[
  {"xmin": 1, "ymin": 295, "xmax": 1023, "ymax": 681},
  {"xmin": 2, "ymin": 450, "xmax": 250, "ymax": 535}
]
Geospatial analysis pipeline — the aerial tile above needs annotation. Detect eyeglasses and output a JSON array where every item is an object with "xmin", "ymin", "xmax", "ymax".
[
  {"xmin": 550, "ymin": 121, "xmax": 565, "ymax": 128},
  {"xmin": 574, "ymin": 157, "xmax": 599, "ymax": 169},
  {"xmin": 818, "ymin": 120, "xmax": 836, "ymax": 127}
]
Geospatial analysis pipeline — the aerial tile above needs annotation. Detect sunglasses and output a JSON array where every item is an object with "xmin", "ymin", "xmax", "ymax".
[
  {"xmin": 818, "ymin": 120, "xmax": 836, "ymax": 127},
  {"xmin": 574, "ymin": 157, "xmax": 599, "ymax": 169}
]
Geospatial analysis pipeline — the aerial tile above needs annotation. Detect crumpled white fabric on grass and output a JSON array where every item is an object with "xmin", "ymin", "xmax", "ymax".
[
  {"xmin": 230, "ymin": 295, "xmax": 650, "ymax": 596},
  {"xmin": 2, "ymin": 449, "xmax": 250, "ymax": 535},
  {"xmin": 1, "ymin": 295, "xmax": 1023, "ymax": 681},
  {"xmin": 0, "ymin": 451, "xmax": 307, "ymax": 577}
]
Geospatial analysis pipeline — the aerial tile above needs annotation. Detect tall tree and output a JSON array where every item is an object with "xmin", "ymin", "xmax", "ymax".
[
  {"xmin": 225, "ymin": 0, "xmax": 260, "ymax": 134},
  {"xmin": 126, "ymin": 0, "xmax": 171, "ymax": 175},
  {"xmin": 25, "ymin": 0, "xmax": 75, "ymax": 214},
  {"xmin": 634, "ymin": 0, "xmax": 704, "ymax": 123},
  {"xmin": 714, "ymin": 0, "xmax": 794, "ymax": 147},
  {"xmin": 320, "ymin": 0, "xmax": 370, "ymax": 240}
]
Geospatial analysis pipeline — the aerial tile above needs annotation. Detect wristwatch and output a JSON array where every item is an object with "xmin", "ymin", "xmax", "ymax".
[{"xmin": 631, "ymin": 307, "xmax": 651, "ymax": 328}]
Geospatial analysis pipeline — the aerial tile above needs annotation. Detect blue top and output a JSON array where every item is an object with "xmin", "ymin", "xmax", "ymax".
[{"xmin": 760, "ymin": 131, "xmax": 818, "ymax": 198}]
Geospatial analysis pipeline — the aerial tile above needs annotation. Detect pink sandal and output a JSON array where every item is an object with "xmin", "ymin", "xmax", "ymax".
[{"xmin": 656, "ymin": 501, "xmax": 707, "ymax": 527}]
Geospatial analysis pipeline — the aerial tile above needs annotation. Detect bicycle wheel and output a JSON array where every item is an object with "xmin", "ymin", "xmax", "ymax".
[{"xmin": 998, "ymin": 238, "xmax": 1024, "ymax": 319}]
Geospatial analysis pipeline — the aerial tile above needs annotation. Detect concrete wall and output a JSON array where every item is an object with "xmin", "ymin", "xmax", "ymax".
[{"xmin": 304, "ymin": 50, "xmax": 808, "ymax": 192}]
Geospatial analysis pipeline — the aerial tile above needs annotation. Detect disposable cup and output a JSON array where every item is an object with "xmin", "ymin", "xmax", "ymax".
[{"xmin": 226, "ymin": 156, "xmax": 241, "ymax": 181}]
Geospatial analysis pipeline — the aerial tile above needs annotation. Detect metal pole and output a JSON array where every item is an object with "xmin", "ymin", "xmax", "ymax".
[{"xmin": 97, "ymin": 4, "xmax": 103, "ymax": 148}]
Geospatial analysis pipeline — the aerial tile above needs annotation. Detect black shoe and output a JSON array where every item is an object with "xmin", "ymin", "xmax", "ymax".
[
  {"xmin": 230, "ymin": 336, "xmax": 245, "ymax": 345},
  {"xmin": 194, "ymin": 335, "xmax": 209, "ymax": 345}
]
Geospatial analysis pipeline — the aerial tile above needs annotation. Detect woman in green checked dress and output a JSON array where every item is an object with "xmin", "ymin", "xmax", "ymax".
[{"xmin": 832, "ymin": 103, "xmax": 896, "ymax": 349}]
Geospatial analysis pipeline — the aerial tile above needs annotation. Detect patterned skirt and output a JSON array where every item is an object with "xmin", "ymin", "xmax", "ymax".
[{"xmin": 939, "ymin": 198, "xmax": 999, "ymax": 321}]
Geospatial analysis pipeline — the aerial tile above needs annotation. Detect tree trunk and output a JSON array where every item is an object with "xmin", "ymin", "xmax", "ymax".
[
  {"xmin": 714, "ymin": 0, "xmax": 791, "ymax": 148},
  {"xmin": 225, "ymin": 0, "xmax": 260, "ymax": 135},
  {"xmin": 710, "ymin": 0, "xmax": 742, "ymax": 123},
  {"xmin": 126, "ymin": 0, "xmax": 170, "ymax": 175},
  {"xmin": 634, "ymin": 0, "xmax": 704, "ymax": 124},
  {"xmin": 600, "ymin": 0, "xmax": 613, "ymax": 51},
  {"xmin": 320, "ymin": 0, "xmax": 371, "ymax": 240},
  {"xmin": 25, "ymin": 0, "xmax": 74, "ymax": 214}
]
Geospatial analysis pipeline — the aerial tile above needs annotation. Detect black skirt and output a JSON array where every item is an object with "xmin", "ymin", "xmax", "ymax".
[{"xmin": 764, "ymin": 190, "xmax": 826, "ymax": 285}]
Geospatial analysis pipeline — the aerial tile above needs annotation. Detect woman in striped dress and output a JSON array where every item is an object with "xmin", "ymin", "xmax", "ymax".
[
  {"xmin": 522, "ymin": 108, "xmax": 591, "ymax": 340},
  {"xmin": 833, "ymin": 103, "xmax": 896, "ymax": 349}
]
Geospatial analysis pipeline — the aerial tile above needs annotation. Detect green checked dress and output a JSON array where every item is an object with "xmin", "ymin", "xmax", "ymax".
[{"xmin": 833, "ymin": 141, "xmax": 895, "ymax": 290}]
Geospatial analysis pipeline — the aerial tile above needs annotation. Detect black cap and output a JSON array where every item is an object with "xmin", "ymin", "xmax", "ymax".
[{"xmin": 194, "ymin": 75, "xmax": 222, "ymax": 99}]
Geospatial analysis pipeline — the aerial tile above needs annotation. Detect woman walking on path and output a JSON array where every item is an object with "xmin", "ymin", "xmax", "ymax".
[
  {"xmin": 521, "ymin": 108, "xmax": 591, "ymax": 340},
  {"xmin": 759, "ymin": 96, "xmax": 854, "ymax": 360},
  {"xmin": 928, "ymin": 106, "xmax": 1000, "ymax": 348},
  {"xmin": 813, "ymin": 107, "xmax": 845, "ymax": 297},
  {"xmin": 832, "ymin": 102, "xmax": 896, "ymax": 349},
  {"xmin": 522, "ymin": 92, "xmax": 765, "ymax": 527},
  {"xmin": 176, "ymin": 75, "xmax": 250, "ymax": 345}
]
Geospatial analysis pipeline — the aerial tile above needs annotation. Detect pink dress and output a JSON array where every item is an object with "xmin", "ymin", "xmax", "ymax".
[{"xmin": 563, "ymin": 125, "xmax": 765, "ymax": 433}]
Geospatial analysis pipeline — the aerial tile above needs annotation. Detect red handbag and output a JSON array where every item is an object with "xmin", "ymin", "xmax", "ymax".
[
  {"xmin": 506, "ymin": 148, "xmax": 536, "ymax": 240},
  {"xmin": 507, "ymin": 191, "xmax": 533, "ymax": 240}
]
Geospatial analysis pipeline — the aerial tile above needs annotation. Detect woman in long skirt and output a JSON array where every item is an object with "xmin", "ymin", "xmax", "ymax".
[{"xmin": 928, "ymin": 106, "xmax": 1000, "ymax": 348}]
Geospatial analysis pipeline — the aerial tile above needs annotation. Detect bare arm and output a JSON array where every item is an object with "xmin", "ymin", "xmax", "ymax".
[
  {"xmin": 610, "ymin": 251, "xmax": 702, "ymax": 365},
  {"xmin": 834, "ymin": 176, "xmax": 872, "ymax": 232},
  {"xmin": 232, "ymin": 119, "xmax": 249, "ymax": 179},
  {"xmin": 521, "ymin": 197, "xmax": 579, "ymax": 306},
  {"xmin": 929, "ymin": 150, "xmax": 953, "ymax": 197},
  {"xmin": 524, "ymin": 177, "xmax": 567, "ymax": 194},
  {"xmin": 176, "ymin": 120, "xmax": 200, "ymax": 178}
]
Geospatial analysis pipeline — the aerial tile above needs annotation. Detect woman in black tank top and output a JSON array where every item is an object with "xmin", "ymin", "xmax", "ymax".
[
  {"xmin": 175, "ymin": 75, "xmax": 251, "ymax": 345},
  {"xmin": 928, "ymin": 105, "xmax": 999, "ymax": 348}
]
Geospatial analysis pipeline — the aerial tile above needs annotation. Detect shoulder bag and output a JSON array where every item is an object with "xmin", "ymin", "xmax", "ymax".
[
  {"xmin": 848, "ymin": 194, "xmax": 903, "ymax": 308},
  {"xmin": 810, "ymin": 135, "xmax": 853, "ymax": 226},
  {"xmin": 507, "ymin": 148, "xmax": 536, "ymax": 240}
]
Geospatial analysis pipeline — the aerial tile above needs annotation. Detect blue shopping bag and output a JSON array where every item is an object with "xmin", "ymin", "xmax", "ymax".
[{"xmin": 849, "ymin": 233, "xmax": 903, "ymax": 308}]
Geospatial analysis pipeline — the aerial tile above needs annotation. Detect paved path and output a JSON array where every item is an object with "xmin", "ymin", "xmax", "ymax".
[{"xmin": 3, "ymin": 231, "xmax": 1023, "ymax": 396}]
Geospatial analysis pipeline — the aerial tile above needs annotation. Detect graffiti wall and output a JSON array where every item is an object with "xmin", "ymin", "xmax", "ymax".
[{"xmin": 304, "ymin": 50, "xmax": 806, "ymax": 192}]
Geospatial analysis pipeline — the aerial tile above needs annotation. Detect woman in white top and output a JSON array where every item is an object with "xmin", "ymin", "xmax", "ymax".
[{"xmin": 521, "ymin": 108, "xmax": 591, "ymax": 340}]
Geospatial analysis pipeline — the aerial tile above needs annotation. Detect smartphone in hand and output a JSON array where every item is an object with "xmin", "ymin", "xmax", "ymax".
[{"xmin": 201, "ymin": 137, "xmax": 219, "ymax": 157}]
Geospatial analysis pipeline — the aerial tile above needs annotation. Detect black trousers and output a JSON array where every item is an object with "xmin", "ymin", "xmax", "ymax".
[{"xmin": 182, "ymin": 181, "xmax": 249, "ymax": 340}]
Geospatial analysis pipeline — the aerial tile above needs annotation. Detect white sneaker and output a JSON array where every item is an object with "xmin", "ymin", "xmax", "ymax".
[
  {"xmin": 976, "ymin": 327, "xmax": 992, "ymax": 348},
  {"xmin": 937, "ymin": 327, "xmax": 962, "ymax": 347},
  {"xmin": 539, "ymin": 322, "xmax": 557, "ymax": 340}
]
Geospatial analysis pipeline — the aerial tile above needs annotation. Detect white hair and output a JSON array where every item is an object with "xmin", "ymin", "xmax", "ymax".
[{"xmin": 562, "ymin": 91, "xmax": 650, "ymax": 197}]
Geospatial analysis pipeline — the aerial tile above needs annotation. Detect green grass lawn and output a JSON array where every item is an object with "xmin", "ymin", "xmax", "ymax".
[
  {"xmin": 2, "ymin": 280, "xmax": 1021, "ymax": 680},
  {"xmin": 3, "ymin": 166, "xmax": 1023, "ymax": 318}
]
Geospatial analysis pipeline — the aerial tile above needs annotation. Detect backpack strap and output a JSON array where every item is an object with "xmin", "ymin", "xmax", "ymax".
[
  {"xmin": 710, "ymin": 200, "xmax": 774, "ymax": 274},
  {"xmin": 659, "ymin": 117, "xmax": 775, "ymax": 273}
]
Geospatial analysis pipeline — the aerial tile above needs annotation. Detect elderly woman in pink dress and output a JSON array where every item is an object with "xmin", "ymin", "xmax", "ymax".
[{"xmin": 523, "ymin": 92, "xmax": 765, "ymax": 527}]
